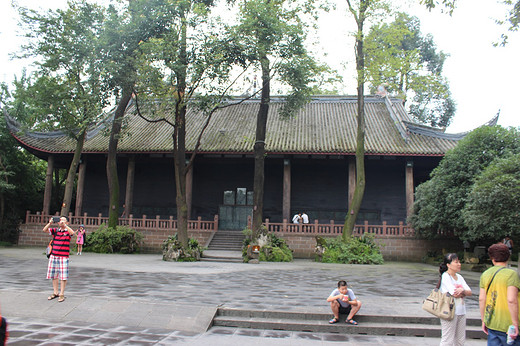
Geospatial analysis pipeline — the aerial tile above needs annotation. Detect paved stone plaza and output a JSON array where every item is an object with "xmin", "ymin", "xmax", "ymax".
[{"xmin": 0, "ymin": 247, "xmax": 486, "ymax": 345}]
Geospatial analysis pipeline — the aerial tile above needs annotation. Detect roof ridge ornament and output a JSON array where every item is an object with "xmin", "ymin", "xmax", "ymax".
[{"xmin": 383, "ymin": 95, "xmax": 409, "ymax": 142}]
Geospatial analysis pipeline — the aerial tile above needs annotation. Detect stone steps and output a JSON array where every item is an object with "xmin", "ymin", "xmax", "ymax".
[
  {"xmin": 212, "ymin": 308, "xmax": 487, "ymax": 339},
  {"xmin": 201, "ymin": 250, "xmax": 243, "ymax": 263},
  {"xmin": 207, "ymin": 230, "xmax": 245, "ymax": 251}
]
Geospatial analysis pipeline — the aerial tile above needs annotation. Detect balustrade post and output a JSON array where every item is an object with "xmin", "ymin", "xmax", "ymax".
[
  {"xmin": 399, "ymin": 221, "xmax": 403, "ymax": 235},
  {"xmin": 26, "ymin": 210, "xmax": 30, "ymax": 223},
  {"xmin": 98, "ymin": 213, "xmax": 102, "ymax": 227},
  {"xmin": 383, "ymin": 221, "xmax": 387, "ymax": 235},
  {"xmin": 214, "ymin": 215, "xmax": 219, "ymax": 231},
  {"xmin": 364, "ymin": 220, "xmax": 369, "ymax": 235},
  {"xmin": 83, "ymin": 213, "xmax": 87, "ymax": 227},
  {"xmin": 198, "ymin": 216, "xmax": 202, "ymax": 230},
  {"xmin": 283, "ymin": 218, "xmax": 287, "ymax": 233},
  {"xmin": 142, "ymin": 215, "xmax": 147, "ymax": 229},
  {"xmin": 156, "ymin": 215, "xmax": 160, "ymax": 229},
  {"xmin": 265, "ymin": 218, "xmax": 270, "ymax": 233},
  {"xmin": 329, "ymin": 220, "xmax": 334, "ymax": 234}
]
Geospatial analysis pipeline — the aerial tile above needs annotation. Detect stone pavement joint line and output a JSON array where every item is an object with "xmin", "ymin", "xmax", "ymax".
[{"xmin": 0, "ymin": 247, "xmax": 486, "ymax": 345}]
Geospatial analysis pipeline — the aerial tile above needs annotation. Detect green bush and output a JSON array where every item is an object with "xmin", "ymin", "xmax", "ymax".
[
  {"xmin": 162, "ymin": 234, "xmax": 205, "ymax": 262},
  {"xmin": 242, "ymin": 229, "xmax": 293, "ymax": 262},
  {"xmin": 86, "ymin": 225, "xmax": 143, "ymax": 254},
  {"xmin": 318, "ymin": 235, "xmax": 384, "ymax": 264}
]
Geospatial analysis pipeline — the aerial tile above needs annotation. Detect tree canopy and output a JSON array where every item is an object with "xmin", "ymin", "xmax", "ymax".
[
  {"xmin": 409, "ymin": 125, "xmax": 520, "ymax": 240},
  {"xmin": 463, "ymin": 153, "xmax": 520, "ymax": 241},
  {"xmin": 365, "ymin": 12, "xmax": 455, "ymax": 128}
]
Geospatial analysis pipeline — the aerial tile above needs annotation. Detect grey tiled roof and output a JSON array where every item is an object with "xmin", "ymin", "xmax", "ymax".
[{"xmin": 7, "ymin": 95, "xmax": 475, "ymax": 157}]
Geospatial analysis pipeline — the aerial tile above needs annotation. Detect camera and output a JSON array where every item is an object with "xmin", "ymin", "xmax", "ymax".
[{"xmin": 52, "ymin": 216, "xmax": 61, "ymax": 223}]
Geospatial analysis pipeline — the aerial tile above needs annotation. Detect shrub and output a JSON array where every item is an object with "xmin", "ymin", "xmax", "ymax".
[
  {"xmin": 87, "ymin": 225, "xmax": 143, "ymax": 254},
  {"xmin": 317, "ymin": 235, "xmax": 384, "ymax": 264},
  {"xmin": 242, "ymin": 228, "xmax": 293, "ymax": 262},
  {"xmin": 162, "ymin": 234, "xmax": 205, "ymax": 262}
]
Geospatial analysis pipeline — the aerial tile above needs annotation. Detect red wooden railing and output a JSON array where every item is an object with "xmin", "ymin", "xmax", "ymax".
[
  {"xmin": 26, "ymin": 211, "xmax": 219, "ymax": 232},
  {"xmin": 26, "ymin": 211, "xmax": 415, "ymax": 236},
  {"xmin": 251, "ymin": 217, "xmax": 415, "ymax": 236}
]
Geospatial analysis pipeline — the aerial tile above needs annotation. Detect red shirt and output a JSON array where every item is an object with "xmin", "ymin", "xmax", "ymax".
[{"xmin": 49, "ymin": 228, "xmax": 72, "ymax": 257}]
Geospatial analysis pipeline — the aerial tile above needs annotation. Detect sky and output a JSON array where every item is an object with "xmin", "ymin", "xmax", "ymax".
[{"xmin": 1, "ymin": 0, "xmax": 518, "ymax": 134}]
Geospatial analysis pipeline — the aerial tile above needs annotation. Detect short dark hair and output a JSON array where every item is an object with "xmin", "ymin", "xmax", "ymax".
[
  {"xmin": 338, "ymin": 280, "xmax": 348, "ymax": 288},
  {"xmin": 488, "ymin": 243, "xmax": 510, "ymax": 262}
]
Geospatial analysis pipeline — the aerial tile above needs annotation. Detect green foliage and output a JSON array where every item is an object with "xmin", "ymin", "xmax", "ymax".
[
  {"xmin": 162, "ymin": 233, "xmax": 205, "ymax": 262},
  {"xmin": 463, "ymin": 153, "xmax": 520, "ymax": 240},
  {"xmin": 0, "ymin": 113, "xmax": 46, "ymax": 243},
  {"xmin": 410, "ymin": 126, "xmax": 520, "ymax": 240},
  {"xmin": 87, "ymin": 225, "xmax": 143, "ymax": 254},
  {"xmin": 365, "ymin": 12, "xmax": 455, "ymax": 128},
  {"xmin": 257, "ymin": 233, "xmax": 293, "ymax": 262},
  {"xmin": 318, "ymin": 235, "xmax": 384, "ymax": 264},
  {"xmin": 242, "ymin": 229, "xmax": 293, "ymax": 262}
]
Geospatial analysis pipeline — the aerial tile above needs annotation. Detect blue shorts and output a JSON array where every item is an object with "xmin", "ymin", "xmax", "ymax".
[{"xmin": 488, "ymin": 328, "xmax": 520, "ymax": 346}]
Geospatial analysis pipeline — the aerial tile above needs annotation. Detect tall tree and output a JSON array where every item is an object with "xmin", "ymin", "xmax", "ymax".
[
  {"xmin": 15, "ymin": 0, "xmax": 109, "ymax": 216},
  {"xmin": 234, "ymin": 0, "xmax": 324, "ymax": 239},
  {"xmin": 101, "ymin": 0, "xmax": 176, "ymax": 227},
  {"xmin": 131, "ymin": 0, "xmax": 246, "ymax": 248},
  {"xmin": 342, "ymin": 0, "xmax": 389, "ymax": 240},
  {"xmin": 365, "ymin": 12, "xmax": 455, "ymax": 128}
]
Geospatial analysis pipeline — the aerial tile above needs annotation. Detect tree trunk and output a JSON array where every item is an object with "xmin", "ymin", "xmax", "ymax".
[
  {"xmin": 343, "ymin": 3, "xmax": 367, "ymax": 240},
  {"xmin": 252, "ymin": 55, "xmax": 270, "ymax": 240},
  {"xmin": 106, "ymin": 87, "xmax": 133, "ymax": 228},
  {"xmin": 60, "ymin": 129, "xmax": 86, "ymax": 216},
  {"xmin": 173, "ymin": 12, "xmax": 189, "ymax": 248}
]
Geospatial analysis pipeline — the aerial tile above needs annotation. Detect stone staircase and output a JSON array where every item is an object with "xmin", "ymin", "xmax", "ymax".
[
  {"xmin": 207, "ymin": 230, "xmax": 245, "ymax": 251},
  {"xmin": 212, "ymin": 308, "xmax": 487, "ymax": 339},
  {"xmin": 201, "ymin": 230, "xmax": 245, "ymax": 263}
]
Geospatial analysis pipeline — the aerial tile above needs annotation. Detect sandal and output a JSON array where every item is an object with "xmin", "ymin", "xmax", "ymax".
[
  {"xmin": 346, "ymin": 319, "xmax": 358, "ymax": 325},
  {"xmin": 329, "ymin": 317, "xmax": 339, "ymax": 324},
  {"xmin": 58, "ymin": 294, "xmax": 65, "ymax": 302},
  {"xmin": 48, "ymin": 293, "xmax": 59, "ymax": 300}
]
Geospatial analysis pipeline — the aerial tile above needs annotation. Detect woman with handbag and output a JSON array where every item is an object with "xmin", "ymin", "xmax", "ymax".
[{"xmin": 439, "ymin": 253, "xmax": 472, "ymax": 346}]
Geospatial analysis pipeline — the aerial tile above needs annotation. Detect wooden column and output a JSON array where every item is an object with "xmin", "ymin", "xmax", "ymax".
[
  {"xmin": 405, "ymin": 161, "xmax": 414, "ymax": 220},
  {"xmin": 282, "ymin": 159, "xmax": 291, "ymax": 222},
  {"xmin": 74, "ymin": 161, "xmax": 87, "ymax": 216},
  {"xmin": 348, "ymin": 156, "xmax": 356, "ymax": 208},
  {"xmin": 43, "ymin": 155, "xmax": 54, "ymax": 215},
  {"xmin": 186, "ymin": 159, "xmax": 193, "ymax": 219},
  {"xmin": 125, "ymin": 156, "xmax": 136, "ymax": 216}
]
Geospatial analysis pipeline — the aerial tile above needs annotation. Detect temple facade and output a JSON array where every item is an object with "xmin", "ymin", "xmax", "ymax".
[{"xmin": 8, "ymin": 95, "xmax": 488, "ymax": 230}]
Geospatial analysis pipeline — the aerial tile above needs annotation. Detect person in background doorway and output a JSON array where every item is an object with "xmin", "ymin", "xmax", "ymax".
[
  {"xmin": 301, "ymin": 212, "xmax": 309, "ymax": 224},
  {"xmin": 292, "ymin": 213, "xmax": 301, "ymax": 224}
]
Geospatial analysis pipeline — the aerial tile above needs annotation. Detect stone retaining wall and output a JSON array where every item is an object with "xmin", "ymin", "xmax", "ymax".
[
  {"xmin": 18, "ymin": 224, "xmax": 458, "ymax": 261},
  {"xmin": 18, "ymin": 224, "xmax": 214, "ymax": 254},
  {"xmin": 280, "ymin": 233, "xmax": 461, "ymax": 261}
]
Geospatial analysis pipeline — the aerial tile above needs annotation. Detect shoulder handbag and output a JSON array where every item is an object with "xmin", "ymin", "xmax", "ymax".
[
  {"xmin": 422, "ymin": 274, "xmax": 455, "ymax": 321},
  {"xmin": 46, "ymin": 230, "xmax": 54, "ymax": 258}
]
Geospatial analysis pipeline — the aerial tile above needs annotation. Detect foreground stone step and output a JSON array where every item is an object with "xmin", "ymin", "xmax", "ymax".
[{"xmin": 213, "ymin": 308, "xmax": 486, "ymax": 339}]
